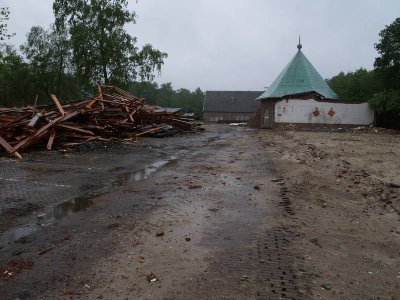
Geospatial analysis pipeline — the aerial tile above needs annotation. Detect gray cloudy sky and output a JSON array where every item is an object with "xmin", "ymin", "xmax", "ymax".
[{"xmin": 3, "ymin": 0, "xmax": 400, "ymax": 91}]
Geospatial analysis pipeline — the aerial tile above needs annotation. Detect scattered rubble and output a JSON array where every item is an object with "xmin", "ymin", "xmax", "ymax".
[
  {"xmin": 156, "ymin": 229, "xmax": 165, "ymax": 237},
  {"xmin": 0, "ymin": 259, "xmax": 34, "ymax": 281},
  {"xmin": 0, "ymin": 85, "xmax": 201, "ymax": 158},
  {"xmin": 146, "ymin": 272, "xmax": 158, "ymax": 283},
  {"xmin": 273, "ymin": 123, "xmax": 399, "ymax": 134}
]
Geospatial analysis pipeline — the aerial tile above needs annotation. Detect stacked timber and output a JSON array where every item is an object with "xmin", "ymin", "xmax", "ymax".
[{"xmin": 0, "ymin": 85, "xmax": 199, "ymax": 158}]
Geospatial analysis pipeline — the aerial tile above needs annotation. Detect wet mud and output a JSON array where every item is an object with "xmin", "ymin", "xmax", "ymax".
[{"xmin": 0, "ymin": 125, "xmax": 308, "ymax": 299}]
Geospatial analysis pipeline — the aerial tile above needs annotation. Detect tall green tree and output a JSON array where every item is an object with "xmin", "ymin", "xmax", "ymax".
[
  {"xmin": 374, "ymin": 17, "xmax": 400, "ymax": 90},
  {"xmin": 0, "ymin": 45, "xmax": 35, "ymax": 106},
  {"xmin": 21, "ymin": 25, "xmax": 74, "ymax": 99},
  {"xmin": 0, "ymin": 7, "xmax": 14, "ymax": 41},
  {"xmin": 53, "ymin": 0, "xmax": 167, "ymax": 86},
  {"xmin": 369, "ymin": 17, "xmax": 400, "ymax": 126},
  {"xmin": 156, "ymin": 83, "xmax": 175, "ymax": 107}
]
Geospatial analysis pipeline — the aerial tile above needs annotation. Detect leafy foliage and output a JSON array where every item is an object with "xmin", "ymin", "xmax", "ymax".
[
  {"xmin": 0, "ymin": 7, "xmax": 14, "ymax": 41},
  {"xmin": 0, "ymin": 45, "xmax": 35, "ymax": 106},
  {"xmin": 327, "ymin": 68, "xmax": 383, "ymax": 100},
  {"xmin": 53, "ymin": 0, "xmax": 167, "ymax": 85},
  {"xmin": 20, "ymin": 25, "xmax": 78, "ymax": 100},
  {"xmin": 369, "ymin": 90, "xmax": 400, "ymax": 113},
  {"xmin": 370, "ymin": 17, "xmax": 400, "ymax": 126},
  {"xmin": 374, "ymin": 17, "xmax": 400, "ymax": 90}
]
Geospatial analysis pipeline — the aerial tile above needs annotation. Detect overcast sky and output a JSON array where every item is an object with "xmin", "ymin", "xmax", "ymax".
[{"xmin": 3, "ymin": 0, "xmax": 400, "ymax": 91}]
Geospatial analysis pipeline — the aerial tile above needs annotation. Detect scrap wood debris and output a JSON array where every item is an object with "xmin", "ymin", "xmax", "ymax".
[{"xmin": 0, "ymin": 85, "xmax": 201, "ymax": 158}]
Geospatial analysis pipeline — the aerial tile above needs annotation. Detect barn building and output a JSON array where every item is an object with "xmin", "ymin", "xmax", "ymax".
[
  {"xmin": 254, "ymin": 41, "xmax": 375, "ymax": 128},
  {"xmin": 203, "ymin": 91, "xmax": 262, "ymax": 123}
]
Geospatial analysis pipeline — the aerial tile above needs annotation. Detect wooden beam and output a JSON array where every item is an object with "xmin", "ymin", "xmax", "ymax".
[
  {"xmin": 97, "ymin": 84, "xmax": 103, "ymax": 99},
  {"xmin": 85, "ymin": 98, "xmax": 97, "ymax": 109},
  {"xmin": 50, "ymin": 94, "xmax": 65, "ymax": 115},
  {"xmin": 135, "ymin": 125, "xmax": 167, "ymax": 137},
  {"xmin": 46, "ymin": 129, "xmax": 56, "ymax": 150},
  {"xmin": 57, "ymin": 124, "xmax": 94, "ymax": 136},
  {"xmin": 12, "ymin": 110, "xmax": 80, "ymax": 153},
  {"xmin": 28, "ymin": 113, "xmax": 42, "ymax": 128},
  {"xmin": 0, "ymin": 136, "xmax": 13, "ymax": 153},
  {"xmin": 0, "ymin": 136, "xmax": 22, "ymax": 159}
]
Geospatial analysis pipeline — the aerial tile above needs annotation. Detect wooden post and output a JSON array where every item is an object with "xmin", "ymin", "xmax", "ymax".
[
  {"xmin": 51, "ymin": 94, "xmax": 66, "ymax": 115},
  {"xmin": 46, "ymin": 129, "xmax": 57, "ymax": 150},
  {"xmin": 32, "ymin": 94, "xmax": 38, "ymax": 117}
]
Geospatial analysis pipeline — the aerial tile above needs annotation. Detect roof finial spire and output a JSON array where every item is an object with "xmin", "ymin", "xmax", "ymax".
[{"xmin": 297, "ymin": 35, "xmax": 302, "ymax": 50}]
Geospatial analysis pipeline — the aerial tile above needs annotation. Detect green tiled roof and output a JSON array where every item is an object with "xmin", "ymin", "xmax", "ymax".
[{"xmin": 258, "ymin": 46, "xmax": 338, "ymax": 99}]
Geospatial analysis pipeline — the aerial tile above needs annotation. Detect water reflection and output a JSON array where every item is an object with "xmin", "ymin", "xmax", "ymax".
[
  {"xmin": 113, "ymin": 157, "xmax": 176, "ymax": 186},
  {"xmin": 0, "ymin": 157, "xmax": 176, "ymax": 248}
]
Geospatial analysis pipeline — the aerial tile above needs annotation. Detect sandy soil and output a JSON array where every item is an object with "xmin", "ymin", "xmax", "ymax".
[{"xmin": 260, "ymin": 129, "xmax": 400, "ymax": 299}]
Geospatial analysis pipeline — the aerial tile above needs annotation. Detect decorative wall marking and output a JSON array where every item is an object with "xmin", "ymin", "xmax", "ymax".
[{"xmin": 312, "ymin": 107, "xmax": 320, "ymax": 117}]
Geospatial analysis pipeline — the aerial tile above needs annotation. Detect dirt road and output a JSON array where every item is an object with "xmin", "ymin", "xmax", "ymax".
[
  {"xmin": 0, "ymin": 125, "xmax": 306, "ymax": 299},
  {"xmin": 1, "ymin": 125, "xmax": 399, "ymax": 299}
]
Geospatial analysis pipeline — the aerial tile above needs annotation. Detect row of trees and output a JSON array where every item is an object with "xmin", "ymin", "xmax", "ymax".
[
  {"xmin": 129, "ymin": 82, "xmax": 204, "ymax": 113},
  {"xmin": 327, "ymin": 17, "xmax": 400, "ymax": 128},
  {"xmin": 0, "ymin": 1, "xmax": 204, "ymax": 114}
]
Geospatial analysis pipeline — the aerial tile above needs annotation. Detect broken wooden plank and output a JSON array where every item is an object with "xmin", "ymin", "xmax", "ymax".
[
  {"xmin": 135, "ymin": 125, "xmax": 168, "ymax": 137},
  {"xmin": 0, "ymin": 136, "xmax": 22, "ymax": 159},
  {"xmin": 46, "ymin": 129, "xmax": 56, "ymax": 150},
  {"xmin": 85, "ymin": 98, "xmax": 98, "ymax": 109},
  {"xmin": 50, "ymin": 94, "xmax": 66, "ymax": 115},
  {"xmin": 0, "ymin": 136, "xmax": 13, "ymax": 153},
  {"xmin": 57, "ymin": 124, "xmax": 94, "ymax": 136},
  {"xmin": 28, "ymin": 113, "xmax": 43, "ymax": 128}
]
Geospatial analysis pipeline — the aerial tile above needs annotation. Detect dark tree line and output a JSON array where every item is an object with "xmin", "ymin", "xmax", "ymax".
[
  {"xmin": 129, "ymin": 82, "xmax": 204, "ymax": 113},
  {"xmin": 0, "ymin": 2, "xmax": 204, "ymax": 114},
  {"xmin": 327, "ymin": 17, "xmax": 400, "ymax": 128}
]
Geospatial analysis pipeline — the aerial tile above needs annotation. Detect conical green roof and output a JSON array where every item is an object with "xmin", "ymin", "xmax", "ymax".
[{"xmin": 258, "ymin": 45, "xmax": 338, "ymax": 99}]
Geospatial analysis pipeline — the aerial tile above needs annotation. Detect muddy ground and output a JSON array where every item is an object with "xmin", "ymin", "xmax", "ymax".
[{"xmin": 0, "ymin": 125, "xmax": 399, "ymax": 299}]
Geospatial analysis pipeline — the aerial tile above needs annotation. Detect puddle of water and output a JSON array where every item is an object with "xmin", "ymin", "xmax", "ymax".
[
  {"xmin": 0, "ymin": 196, "xmax": 93, "ymax": 249},
  {"xmin": 0, "ymin": 223, "xmax": 39, "ymax": 248},
  {"xmin": 49, "ymin": 195, "xmax": 94, "ymax": 220},
  {"xmin": 0, "ymin": 157, "xmax": 176, "ymax": 248},
  {"xmin": 113, "ymin": 157, "xmax": 176, "ymax": 186}
]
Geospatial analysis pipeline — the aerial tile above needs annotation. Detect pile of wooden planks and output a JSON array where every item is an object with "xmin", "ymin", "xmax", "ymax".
[{"xmin": 0, "ymin": 85, "xmax": 199, "ymax": 158}]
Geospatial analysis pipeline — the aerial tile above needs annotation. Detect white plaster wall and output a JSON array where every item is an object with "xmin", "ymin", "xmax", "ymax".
[{"xmin": 274, "ymin": 99, "xmax": 374, "ymax": 125}]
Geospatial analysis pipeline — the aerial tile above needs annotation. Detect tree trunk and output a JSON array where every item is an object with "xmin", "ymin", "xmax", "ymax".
[
  {"xmin": 56, "ymin": 53, "xmax": 64, "ymax": 97},
  {"xmin": 103, "ymin": 64, "xmax": 108, "ymax": 84}
]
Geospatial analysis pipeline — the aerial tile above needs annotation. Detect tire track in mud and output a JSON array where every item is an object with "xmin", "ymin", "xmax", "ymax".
[{"xmin": 163, "ymin": 128, "xmax": 308, "ymax": 299}]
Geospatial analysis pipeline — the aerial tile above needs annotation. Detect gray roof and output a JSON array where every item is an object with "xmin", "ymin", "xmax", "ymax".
[
  {"xmin": 153, "ymin": 107, "xmax": 181, "ymax": 113},
  {"xmin": 203, "ymin": 91, "xmax": 262, "ymax": 113}
]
